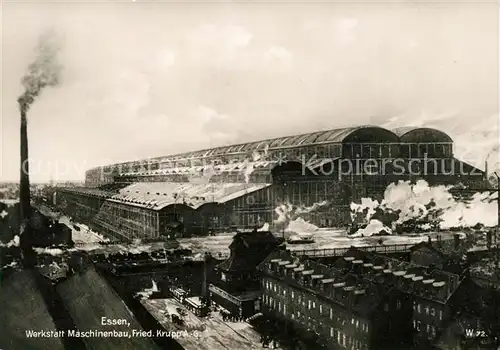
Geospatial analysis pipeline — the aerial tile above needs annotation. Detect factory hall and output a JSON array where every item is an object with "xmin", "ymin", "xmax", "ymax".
[{"xmin": 53, "ymin": 125, "xmax": 487, "ymax": 242}]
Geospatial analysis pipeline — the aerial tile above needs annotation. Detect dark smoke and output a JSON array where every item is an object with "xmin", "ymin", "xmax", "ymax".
[
  {"xmin": 18, "ymin": 29, "xmax": 63, "ymax": 113},
  {"xmin": 17, "ymin": 29, "xmax": 63, "ymax": 267}
]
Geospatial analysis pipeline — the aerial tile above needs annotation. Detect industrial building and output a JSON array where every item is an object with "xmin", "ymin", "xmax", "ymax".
[
  {"xmin": 257, "ymin": 244, "xmax": 485, "ymax": 349},
  {"xmin": 55, "ymin": 125, "xmax": 487, "ymax": 241}
]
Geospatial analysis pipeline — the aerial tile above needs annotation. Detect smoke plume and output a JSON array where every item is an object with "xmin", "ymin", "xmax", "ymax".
[
  {"xmin": 273, "ymin": 200, "xmax": 329, "ymax": 232},
  {"xmin": 18, "ymin": 29, "xmax": 63, "ymax": 114},
  {"xmin": 350, "ymin": 180, "xmax": 498, "ymax": 236}
]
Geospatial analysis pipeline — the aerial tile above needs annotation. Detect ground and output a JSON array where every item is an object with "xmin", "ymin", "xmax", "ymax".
[
  {"xmin": 142, "ymin": 298, "xmax": 278, "ymax": 350},
  {"xmin": 27, "ymin": 203, "xmax": 461, "ymax": 259}
]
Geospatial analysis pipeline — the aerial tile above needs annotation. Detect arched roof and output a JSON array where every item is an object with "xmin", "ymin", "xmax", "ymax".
[
  {"xmin": 175, "ymin": 125, "xmax": 397, "ymax": 159},
  {"xmin": 392, "ymin": 127, "xmax": 453, "ymax": 143},
  {"xmin": 107, "ymin": 182, "xmax": 272, "ymax": 210},
  {"xmin": 86, "ymin": 125, "xmax": 452, "ymax": 177}
]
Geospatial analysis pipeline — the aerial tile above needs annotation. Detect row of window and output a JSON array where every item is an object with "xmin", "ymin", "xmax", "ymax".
[
  {"xmin": 330, "ymin": 327, "xmax": 368, "ymax": 350},
  {"xmin": 342, "ymin": 143, "xmax": 452, "ymax": 159},
  {"xmin": 263, "ymin": 294, "xmax": 368, "ymax": 350},
  {"xmin": 413, "ymin": 320, "xmax": 437, "ymax": 338},
  {"xmin": 413, "ymin": 302, "xmax": 443, "ymax": 320},
  {"xmin": 263, "ymin": 280, "xmax": 370, "ymax": 333}
]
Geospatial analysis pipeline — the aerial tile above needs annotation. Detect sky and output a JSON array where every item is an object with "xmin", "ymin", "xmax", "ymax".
[{"xmin": 1, "ymin": 1, "xmax": 499, "ymax": 182}]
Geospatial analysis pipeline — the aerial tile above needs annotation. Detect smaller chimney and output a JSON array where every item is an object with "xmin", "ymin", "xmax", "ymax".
[
  {"xmin": 485, "ymin": 160, "xmax": 489, "ymax": 186},
  {"xmin": 487, "ymin": 230, "xmax": 492, "ymax": 250},
  {"xmin": 454, "ymin": 234, "xmax": 461, "ymax": 250}
]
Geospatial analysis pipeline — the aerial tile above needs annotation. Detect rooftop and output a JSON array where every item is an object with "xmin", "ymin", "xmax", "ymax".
[
  {"xmin": 0, "ymin": 270, "xmax": 65, "ymax": 350},
  {"xmin": 56, "ymin": 266, "xmax": 159, "ymax": 350},
  {"xmin": 107, "ymin": 182, "xmax": 272, "ymax": 210},
  {"xmin": 88, "ymin": 125, "xmax": 453, "ymax": 172}
]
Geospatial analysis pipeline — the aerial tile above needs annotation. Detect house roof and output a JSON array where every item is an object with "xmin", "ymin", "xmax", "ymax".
[
  {"xmin": 258, "ymin": 249, "xmax": 395, "ymax": 317},
  {"xmin": 0, "ymin": 270, "xmax": 65, "ymax": 350},
  {"xmin": 218, "ymin": 231, "xmax": 281, "ymax": 273},
  {"xmin": 56, "ymin": 265, "xmax": 159, "ymax": 350},
  {"xmin": 411, "ymin": 239, "xmax": 469, "ymax": 259},
  {"xmin": 261, "ymin": 246, "xmax": 462, "ymax": 306},
  {"xmin": 345, "ymin": 247, "xmax": 463, "ymax": 304},
  {"xmin": 107, "ymin": 182, "xmax": 272, "ymax": 211}
]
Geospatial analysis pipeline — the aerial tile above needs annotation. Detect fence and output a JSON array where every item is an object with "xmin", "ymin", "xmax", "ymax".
[{"xmin": 291, "ymin": 243, "xmax": 416, "ymax": 258}]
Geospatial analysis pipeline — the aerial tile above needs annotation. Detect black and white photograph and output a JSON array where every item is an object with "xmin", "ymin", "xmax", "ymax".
[{"xmin": 1, "ymin": 1, "xmax": 499, "ymax": 349}]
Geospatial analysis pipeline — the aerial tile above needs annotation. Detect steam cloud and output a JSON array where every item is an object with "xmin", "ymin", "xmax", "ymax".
[
  {"xmin": 350, "ymin": 179, "xmax": 498, "ymax": 236},
  {"xmin": 18, "ymin": 29, "xmax": 63, "ymax": 114},
  {"xmin": 272, "ymin": 200, "xmax": 329, "ymax": 233}
]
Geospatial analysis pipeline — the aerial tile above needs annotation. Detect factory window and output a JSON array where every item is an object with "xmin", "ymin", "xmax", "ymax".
[
  {"xmin": 353, "ymin": 144, "xmax": 362, "ymax": 157},
  {"xmin": 330, "ymin": 308, "xmax": 333, "ymax": 319},
  {"xmin": 427, "ymin": 143, "xmax": 435, "ymax": 156},
  {"xmin": 419, "ymin": 144, "xmax": 427, "ymax": 157},
  {"xmin": 362, "ymin": 144, "xmax": 371, "ymax": 158},
  {"xmin": 439, "ymin": 310, "xmax": 442, "ymax": 320},
  {"xmin": 319, "ymin": 305, "xmax": 323, "ymax": 314},
  {"xmin": 384, "ymin": 303, "xmax": 389, "ymax": 312},
  {"xmin": 221, "ymin": 273, "xmax": 226, "ymax": 281},
  {"xmin": 352, "ymin": 317, "xmax": 355, "ymax": 325},
  {"xmin": 425, "ymin": 307, "xmax": 429, "ymax": 315},
  {"xmin": 416, "ymin": 321, "xmax": 421, "ymax": 331},
  {"xmin": 426, "ymin": 324, "xmax": 431, "ymax": 333},
  {"xmin": 434, "ymin": 144, "xmax": 444, "ymax": 157},
  {"xmin": 417, "ymin": 304, "xmax": 421, "ymax": 313},
  {"xmin": 430, "ymin": 325, "xmax": 436, "ymax": 337},
  {"xmin": 410, "ymin": 144, "xmax": 418, "ymax": 158},
  {"xmin": 430, "ymin": 308, "xmax": 435, "ymax": 316},
  {"xmin": 397, "ymin": 300, "xmax": 402, "ymax": 309},
  {"xmin": 400, "ymin": 144, "xmax": 410, "ymax": 158},
  {"xmin": 308, "ymin": 300, "xmax": 312, "ymax": 309},
  {"xmin": 283, "ymin": 305, "xmax": 287, "ymax": 315},
  {"xmin": 390, "ymin": 144, "xmax": 400, "ymax": 158},
  {"xmin": 283, "ymin": 289, "xmax": 286, "ymax": 296},
  {"xmin": 312, "ymin": 301, "xmax": 316, "ymax": 309},
  {"xmin": 381, "ymin": 144, "xmax": 390, "ymax": 158},
  {"xmin": 356, "ymin": 320, "xmax": 360, "ymax": 329},
  {"xmin": 317, "ymin": 146, "xmax": 326, "ymax": 158},
  {"xmin": 291, "ymin": 291, "xmax": 294, "ymax": 299}
]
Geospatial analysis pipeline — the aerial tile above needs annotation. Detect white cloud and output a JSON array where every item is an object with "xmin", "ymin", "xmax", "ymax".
[
  {"xmin": 333, "ymin": 18, "xmax": 359, "ymax": 45},
  {"xmin": 155, "ymin": 50, "xmax": 176, "ymax": 70},
  {"xmin": 190, "ymin": 24, "xmax": 253, "ymax": 50},
  {"xmin": 196, "ymin": 105, "xmax": 229, "ymax": 123},
  {"xmin": 264, "ymin": 46, "xmax": 293, "ymax": 69}
]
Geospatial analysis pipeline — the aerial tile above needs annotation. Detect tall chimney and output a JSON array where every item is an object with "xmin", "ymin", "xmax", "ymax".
[
  {"xmin": 20, "ymin": 110, "xmax": 31, "ymax": 222},
  {"xmin": 19, "ymin": 110, "xmax": 36, "ymax": 267}
]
